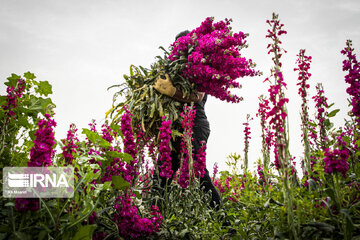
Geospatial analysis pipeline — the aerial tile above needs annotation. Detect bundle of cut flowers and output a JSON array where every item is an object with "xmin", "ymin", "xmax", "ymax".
[{"xmin": 109, "ymin": 17, "xmax": 260, "ymax": 142}]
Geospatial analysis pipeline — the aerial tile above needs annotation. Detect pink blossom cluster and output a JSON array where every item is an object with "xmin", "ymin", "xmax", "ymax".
[
  {"xmin": 313, "ymin": 84, "xmax": 328, "ymax": 148},
  {"xmin": 168, "ymin": 17, "xmax": 259, "ymax": 103},
  {"xmin": 178, "ymin": 105, "xmax": 196, "ymax": 188},
  {"xmin": 158, "ymin": 117, "xmax": 173, "ymax": 179},
  {"xmin": 16, "ymin": 114, "xmax": 56, "ymax": 212},
  {"xmin": 28, "ymin": 114, "xmax": 57, "ymax": 167},
  {"xmin": 257, "ymin": 164, "xmax": 266, "ymax": 186},
  {"xmin": 135, "ymin": 124, "xmax": 146, "ymax": 168},
  {"xmin": 120, "ymin": 107, "xmax": 138, "ymax": 181},
  {"xmin": 295, "ymin": 49, "xmax": 312, "ymax": 99},
  {"xmin": 323, "ymin": 133, "xmax": 349, "ymax": 178},
  {"xmin": 212, "ymin": 162, "xmax": 219, "ymax": 181},
  {"xmin": 341, "ymin": 40, "xmax": 360, "ymax": 123},
  {"xmin": 61, "ymin": 123, "xmax": 79, "ymax": 165},
  {"xmin": 113, "ymin": 194, "xmax": 163, "ymax": 239},
  {"xmin": 243, "ymin": 116, "xmax": 253, "ymax": 166},
  {"xmin": 101, "ymin": 123, "xmax": 114, "ymax": 143},
  {"xmin": 257, "ymin": 97, "xmax": 271, "ymax": 140},
  {"xmin": 194, "ymin": 141, "xmax": 206, "ymax": 178},
  {"xmin": 2, "ymin": 78, "xmax": 25, "ymax": 117},
  {"xmin": 15, "ymin": 198, "xmax": 39, "ymax": 212}
]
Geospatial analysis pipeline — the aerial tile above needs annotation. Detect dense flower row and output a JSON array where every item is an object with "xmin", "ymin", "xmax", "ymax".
[{"xmin": 168, "ymin": 17, "xmax": 259, "ymax": 103}]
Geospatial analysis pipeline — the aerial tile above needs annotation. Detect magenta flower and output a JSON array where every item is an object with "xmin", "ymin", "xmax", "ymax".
[
  {"xmin": 113, "ymin": 194, "xmax": 162, "ymax": 239},
  {"xmin": 158, "ymin": 117, "xmax": 173, "ymax": 179},
  {"xmin": 2, "ymin": 78, "xmax": 26, "ymax": 117},
  {"xmin": 312, "ymin": 83, "xmax": 328, "ymax": 149},
  {"xmin": 61, "ymin": 123, "xmax": 79, "ymax": 165},
  {"xmin": 120, "ymin": 107, "xmax": 138, "ymax": 181},
  {"xmin": 194, "ymin": 141, "xmax": 206, "ymax": 178},
  {"xmin": 168, "ymin": 17, "xmax": 259, "ymax": 103},
  {"xmin": 341, "ymin": 40, "xmax": 360, "ymax": 124},
  {"xmin": 15, "ymin": 198, "xmax": 39, "ymax": 212},
  {"xmin": 28, "ymin": 113, "xmax": 57, "ymax": 167},
  {"xmin": 178, "ymin": 105, "xmax": 196, "ymax": 188},
  {"xmin": 323, "ymin": 132, "xmax": 350, "ymax": 178},
  {"xmin": 243, "ymin": 115, "xmax": 253, "ymax": 170}
]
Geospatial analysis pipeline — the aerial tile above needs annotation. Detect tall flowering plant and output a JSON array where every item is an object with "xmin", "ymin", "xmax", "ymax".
[
  {"xmin": 264, "ymin": 13, "xmax": 297, "ymax": 238},
  {"xmin": 178, "ymin": 105, "xmax": 196, "ymax": 189},
  {"xmin": 242, "ymin": 114, "xmax": 253, "ymax": 171},
  {"xmin": 257, "ymin": 95, "xmax": 272, "ymax": 169},
  {"xmin": 294, "ymin": 49, "xmax": 312, "ymax": 174}
]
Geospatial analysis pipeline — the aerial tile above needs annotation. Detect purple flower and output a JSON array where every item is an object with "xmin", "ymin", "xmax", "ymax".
[
  {"xmin": 2, "ymin": 78, "xmax": 26, "ymax": 117},
  {"xmin": 178, "ymin": 105, "xmax": 196, "ymax": 188},
  {"xmin": 168, "ymin": 17, "xmax": 259, "ymax": 103},
  {"xmin": 120, "ymin": 107, "xmax": 138, "ymax": 181},
  {"xmin": 194, "ymin": 141, "xmax": 206, "ymax": 178},
  {"xmin": 112, "ymin": 194, "xmax": 162, "ymax": 239},
  {"xmin": 341, "ymin": 40, "xmax": 360, "ymax": 124},
  {"xmin": 61, "ymin": 123, "xmax": 79, "ymax": 165},
  {"xmin": 28, "ymin": 114, "xmax": 57, "ymax": 167},
  {"xmin": 158, "ymin": 117, "xmax": 173, "ymax": 179}
]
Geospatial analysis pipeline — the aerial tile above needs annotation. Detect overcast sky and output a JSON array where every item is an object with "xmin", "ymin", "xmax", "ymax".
[{"xmin": 1, "ymin": 0, "xmax": 360, "ymax": 175}]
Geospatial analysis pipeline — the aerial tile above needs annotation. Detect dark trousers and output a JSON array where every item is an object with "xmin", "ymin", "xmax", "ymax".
[{"xmin": 153, "ymin": 124, "xmax": 222, "ymax": 209}]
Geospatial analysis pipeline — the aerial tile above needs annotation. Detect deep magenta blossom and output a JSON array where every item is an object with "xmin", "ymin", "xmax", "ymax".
[
  {"xmin": 313, "ymin": 83, "xmax": 329, "ymax": 149},
  {"xmin": 323, "ymin": 132, "xmax": 350, "ymax": 178},
  {"xmin": 28, "ymin": 114, "xmax": 57, "ymax": 167},
  {"xmin": 2, "ymin": 78, "xmax": 26, "ymax": 117},
  {"xmin": 168, "ymin": 17, "xmax": 259, "ymax": 103},
  {"xmin": 120, "ymin": 107, "xmax": 138, "ymax": 181},
  {"xmin": 341, "ymin": 40, "xmax": 360, "ymax": 123},
  {"xmin": 158, "ymin": 117, "xmax": 173, "ymax": 179},
  {"xmin": 113, "ymin": 194, "xmax": 163, "ymax": 239},
  {"xmin": 324, "ymin": 148, "xmax": 349, "ymax": 178},
  {"xmin": 194, "ymin": 141, "xmax": 206, "ymax": 178},
  {"xmin": 178, "ymin": 105, "xmax": 196, "ymax": 188},
  {"xmin": 61, "ymin": 123, "xmax": 79, "ymax": 165},
  {"xmin": 15, "ymin": 198, "xmax": 39, "ymax": 212}
]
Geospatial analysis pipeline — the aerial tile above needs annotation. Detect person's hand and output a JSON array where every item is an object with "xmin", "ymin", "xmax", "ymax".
[{"xmin": 154, "ymin": 73, "xmax": 176, "ymax": 97}]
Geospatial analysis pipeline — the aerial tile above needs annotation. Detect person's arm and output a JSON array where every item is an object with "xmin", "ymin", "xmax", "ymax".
[{"xmin": 154, "ymin": 74, "xmax": 204, "ymax": 103}]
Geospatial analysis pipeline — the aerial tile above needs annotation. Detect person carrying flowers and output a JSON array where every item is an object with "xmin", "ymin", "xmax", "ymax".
[{"xmin": 153, "ymin": 30, "xmax": 222, "ymax": 208}]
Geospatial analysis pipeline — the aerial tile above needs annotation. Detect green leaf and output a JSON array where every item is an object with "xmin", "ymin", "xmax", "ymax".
[
  {"xmin": 5, "ymin": 74, "xmax": 21, "ymax": 87},
  {"xmin": 28, "ymin": 96, "xmax": 53, "ymax": 114},
  {"xmin": 0, "ymin": 96, "xmax": 7, "ymax": 107},
  {"xmin": 23, "ymin": 72, "xmax": 36, "ymax": 80},
  {"xmin": 328, "ymin": 109, "xmax": 340, "ymax": 118},
  {"xmin": 72, "ymin": 225, "xmax": 97, "ymax": 240},
  {"xmin": 35, "ymin": 81, "xmax": 53, "ymax": 96},
  {"xmin": 112, "ymin": 175, "xmax": 130, "ymax": 190},
  {"xmin": 105, "ymin": 151, "xmax": 132, "ymax": 164},
  {"xmin": 81, "ymin": 129, "xmax": 111, "ymax": 148}
]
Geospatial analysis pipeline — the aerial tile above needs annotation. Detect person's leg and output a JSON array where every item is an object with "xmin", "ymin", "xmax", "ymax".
[
  {"xmin": 200, "ymin": 168, "xmax": 222, "ymax": 209},
  {"xmin": 192, "ymin": 125, "xmax": 222, "ymax": 209}
]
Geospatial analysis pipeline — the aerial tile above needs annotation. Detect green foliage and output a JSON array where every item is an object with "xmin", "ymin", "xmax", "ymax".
[{"xmin": 0, "ymin": 72, "xmax": 55, "ymax": 168}]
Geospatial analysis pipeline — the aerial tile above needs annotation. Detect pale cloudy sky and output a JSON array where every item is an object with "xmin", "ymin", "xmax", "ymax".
[{"xmin": 1, "ymin": 0, "xmax": 360, "ymax": 174}]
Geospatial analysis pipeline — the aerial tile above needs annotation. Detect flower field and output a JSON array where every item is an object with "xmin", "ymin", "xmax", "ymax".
[{"xmin": 0, "ymin": 13, "xmax": 360, "ymax": 240}]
